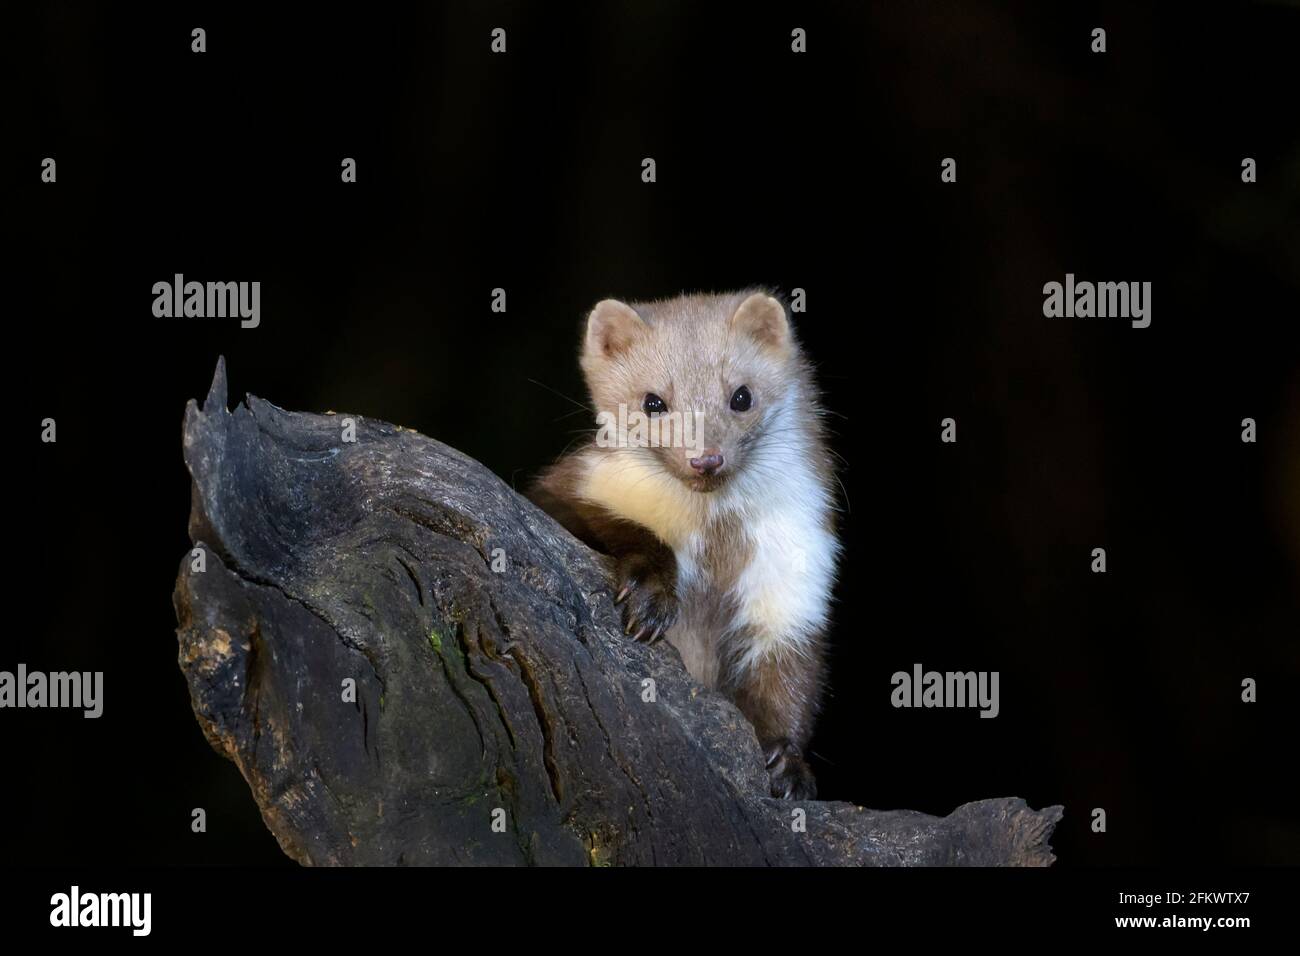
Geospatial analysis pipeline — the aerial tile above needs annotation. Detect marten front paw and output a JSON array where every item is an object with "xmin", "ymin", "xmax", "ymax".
[
  {"xmin": 613, "ymin": 553, "xmax": 678, "ymax": 644},
  {"xmin": 765, "ymin": 739, "xmax": 817, "ymax": 800}
]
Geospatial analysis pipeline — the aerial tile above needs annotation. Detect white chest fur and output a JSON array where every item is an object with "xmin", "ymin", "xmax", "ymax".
[
  {"xmin": 577, "ymin": 405, "xmax": 838, "ymax": 670},
  {"xmin": 724, "ymin": 461, "xmax": 837, "ymax": 669},
  {"xmin": 694, "ymin": 403, "xmax": 838, "ymax": 668}
]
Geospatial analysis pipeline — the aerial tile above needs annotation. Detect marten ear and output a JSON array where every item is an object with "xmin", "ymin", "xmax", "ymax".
[
  {"xmin": 583, "ymin": 299, "xmax": 647, "ymax": 361},
  {"xmin": 730, "ymin": 293, "xmax": 790, "ymax": 354}
]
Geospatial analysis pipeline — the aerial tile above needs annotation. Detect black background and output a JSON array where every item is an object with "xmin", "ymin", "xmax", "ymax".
[{"xmin": 11, "ymin": 1, "xmax": 1299, "ymax": 869}]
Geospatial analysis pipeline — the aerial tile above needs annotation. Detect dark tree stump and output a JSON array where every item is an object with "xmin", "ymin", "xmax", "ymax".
[{"xmin": 173, "ymin": 358, "xmax": 1064, "ymax": 866}]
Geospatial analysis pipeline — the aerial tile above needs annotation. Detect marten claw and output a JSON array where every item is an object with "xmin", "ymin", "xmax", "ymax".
[
  {"xmin": 613, "ymin": 554, "xmax": 678, "ymax": 645},
  {"xmin": 764, "ymin": 739, "xmax": 817, "ymax": 800}
]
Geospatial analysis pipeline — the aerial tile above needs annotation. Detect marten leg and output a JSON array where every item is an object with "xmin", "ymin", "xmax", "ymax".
[
  {"xmin": 727, "ymin": 639, "xmax": 825, "ymax": 799},
  {"xmin": 608, "ymin": 530, "xmax": 678, "ymax": 643},
  {"xmin": 556, "ymin": 503, "xmax": 678, "ymax": 643},
  {"xmin": 530, "ymin": 464, "xmax": 679, "ymax": 643}
]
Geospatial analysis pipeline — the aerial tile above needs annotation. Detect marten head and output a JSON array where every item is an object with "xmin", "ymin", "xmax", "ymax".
[{"xmin": 580, "ymin": 290, "xmax": 804, "ymax": 494}]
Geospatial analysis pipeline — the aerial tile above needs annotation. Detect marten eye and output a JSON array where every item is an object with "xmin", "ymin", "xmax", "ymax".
[
  {"xmin": 642, "ymin": 393, "xmax": 667, "ymax": 415},
  {"xmin": 729, "ymin": 385, "xmax": 753, "ymax": 412}
]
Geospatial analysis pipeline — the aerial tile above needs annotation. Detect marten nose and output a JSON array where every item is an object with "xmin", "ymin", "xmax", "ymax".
[{"xmin": 689, "ymin": 449, "xmax": 725, "ymax": 475}]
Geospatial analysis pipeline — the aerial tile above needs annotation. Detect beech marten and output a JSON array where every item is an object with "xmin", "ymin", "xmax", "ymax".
[{"xmin": 530, "ymin": 291, "xmax": 839, "ymax": 798}]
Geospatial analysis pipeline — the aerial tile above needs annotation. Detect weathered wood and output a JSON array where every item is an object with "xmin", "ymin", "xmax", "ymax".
[{"xmin": 173, "ymin": 358, "xmax": 1063, "ymax": 866}]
